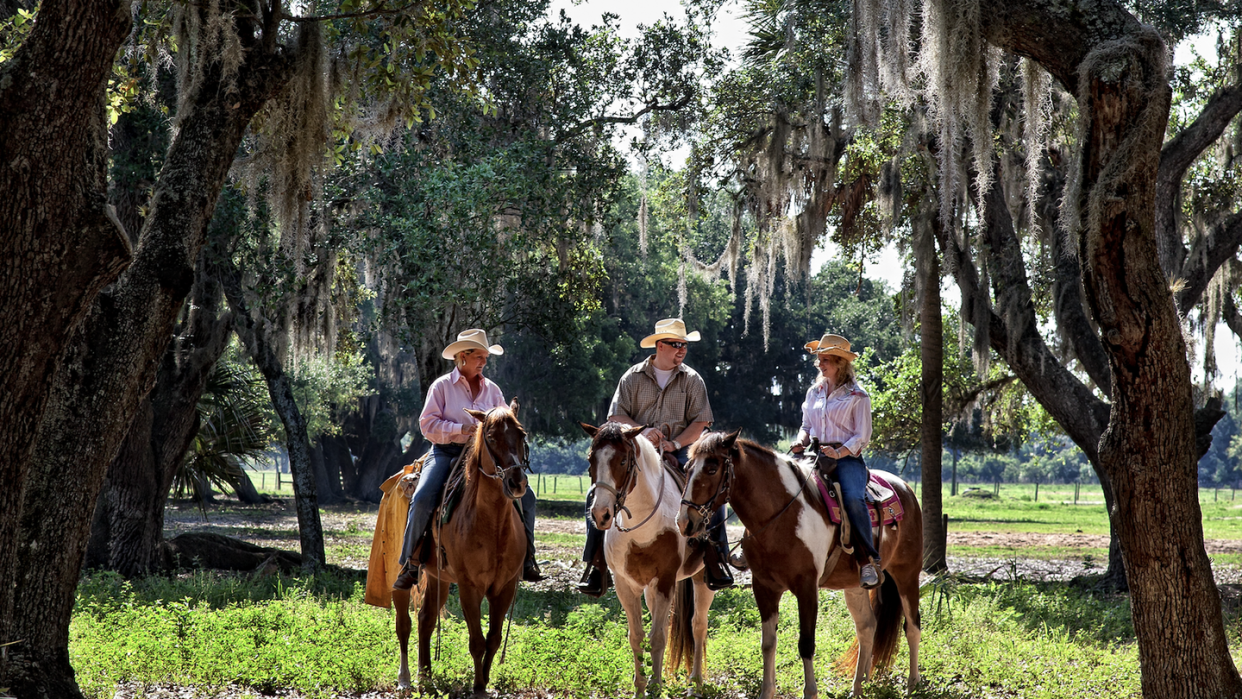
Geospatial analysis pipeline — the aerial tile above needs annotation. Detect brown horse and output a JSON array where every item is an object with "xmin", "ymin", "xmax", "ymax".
[
  {"xmin": 678, "ymin": 430, "xmax": 922, "ymax": 698},
  {"xmin": 392, "ymin": 401, "xmax": 529, "ymax": 697},
  {"xmin": 581, "ymin": 422, "xmax": 717, "ymax": 699}
]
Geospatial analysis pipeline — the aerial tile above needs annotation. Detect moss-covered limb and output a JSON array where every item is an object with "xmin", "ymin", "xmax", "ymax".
[
  {"xmin": 976, "ymin": 0, "xmax": 1147, "ymax": 95},
  {"xmin": 1159, "ymin": 80, "xmax": 1242, "ymax": 282},
  {"xmin": 1175, "ymin": 211, "xmax": 1242, "ymax": 313}
]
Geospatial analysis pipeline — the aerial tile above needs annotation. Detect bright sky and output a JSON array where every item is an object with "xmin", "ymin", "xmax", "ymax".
[{"xmin": 549, "ymin": 0, "xmax": 1239, "ymax": 387}]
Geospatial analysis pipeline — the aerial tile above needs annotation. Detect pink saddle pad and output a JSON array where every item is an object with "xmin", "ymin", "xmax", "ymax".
[{"xmin": 816, "ymin": 472, "xmax": 904, "ymax": 527}]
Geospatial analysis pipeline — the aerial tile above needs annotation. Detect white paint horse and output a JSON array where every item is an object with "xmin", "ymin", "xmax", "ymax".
[
  {"xmin": 581, "ymin": 421, "xmax": 717, "ymax": 699},
  {"xmin": 679, "ymin": 430, "xmax": 923, "ymax": 698}
]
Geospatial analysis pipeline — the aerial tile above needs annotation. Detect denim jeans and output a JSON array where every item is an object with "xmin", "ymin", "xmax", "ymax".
[
  {"xmin": 836, "ymin": 455, "xmax": 880, "ymax": 561},
  {"xmin": 400, "ymin": 443, "xmax": 462, "ymax": 563},
  {"xmin": 582, "ymin": 444, "xmax": 728, "ymax": 563}
]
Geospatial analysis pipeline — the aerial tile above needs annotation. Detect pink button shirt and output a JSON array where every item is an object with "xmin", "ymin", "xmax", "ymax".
[
  {"xmin": 419, "ymin": 368, "xmax": 507, "ymax": 445},
  {"xmin": 797, "ymin": 380, "xmax": 872, "ymax": 456}
]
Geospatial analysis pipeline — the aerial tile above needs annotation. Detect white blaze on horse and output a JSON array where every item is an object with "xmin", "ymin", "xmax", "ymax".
[
  {"xmin": 678, "ymin": 429, "xmax": 922, "ymax": 698},
  {"xmin": 581, "ymin": 421, "xmax": 717, "ymax": 699}
]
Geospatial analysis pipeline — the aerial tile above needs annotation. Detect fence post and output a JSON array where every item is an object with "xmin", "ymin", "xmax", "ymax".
[
  {"xmin": 579, "ymin": 476, "xmax": 584, "ymax": 494},
  {"xmin": 554, "ymin": 475, "xmax": 558, "ymax": 494},
  {"xmin": 1035, "ymin": 482, "xmax": 1039, "ymax": 502}
]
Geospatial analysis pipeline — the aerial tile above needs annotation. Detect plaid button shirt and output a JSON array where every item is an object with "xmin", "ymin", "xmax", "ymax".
[{"xmin": 608, "ymin": 357, "xmax": 714, "ymax": 440}]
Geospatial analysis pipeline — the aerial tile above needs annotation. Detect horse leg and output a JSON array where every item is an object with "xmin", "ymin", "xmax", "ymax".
[
  {"xmin": 754, "ymin": 581, "xmax": 783, "ymax": 699},
  {"xmin": 417, "ymin": 577, "xmax": 450, "ymax": 684},
  {"xmin": 643, "ymin": 579, "xmax": 675, "ymax": 692},
  {"xmin": 898, "ymin": 573, "xmax": 922, "ymax": 692},
  {"xmin": 690, "ymin": 573, "xmax": 715, "ymax": 691},
  {"xmin": 615, "ymin": 577, "xmax": 648, "ymax": 699},
  {"xmin": 843, "ymin": 587, "xmax": 878, "ymax": 697},
  {"xmin": 480, "ymin": 577, "xmax": 520, "ymax": 690},
  {"xmin": 393, "ymin": 588, "xmax": 413, "ymax": 690},
  {"xmin": 456, "ymin": 583, "xmax": 490, "ymax": 697},
  {"xmin": 794, "ymin": 583, "xmax": 820, "ymax": 699}
]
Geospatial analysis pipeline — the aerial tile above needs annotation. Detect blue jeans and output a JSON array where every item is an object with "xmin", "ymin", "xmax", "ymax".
[
  {"xmin": 836, "ymin": 455, "xmax": 880, "ymax": 561},
  {"xmin": 400, "ymin": 443, "xmax": 462, "ymax": 563},
  {"xmin": 582, "ymin": 445, "xmax": 728, "ymax": 562}
]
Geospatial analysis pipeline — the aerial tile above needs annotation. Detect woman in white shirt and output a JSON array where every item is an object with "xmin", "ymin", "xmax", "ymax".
[{"xmin": 792, "ymin": 333, "xmax": 881, "ymax": 589}]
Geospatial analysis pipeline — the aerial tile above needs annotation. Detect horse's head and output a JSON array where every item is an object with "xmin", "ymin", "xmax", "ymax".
[
  {"xmin": 579, "ymin": 421, "xmax": 645, "ymax": 530},
  {"xmin": 465, "ymin": 398, "xmax": 529, "ymax": 500},
  {"xmin": 677, "ymin": 428, "xmax": 741, "ymax": 537}
]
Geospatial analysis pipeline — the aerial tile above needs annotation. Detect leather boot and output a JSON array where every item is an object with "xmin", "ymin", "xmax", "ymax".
[
  {"xmin": 523, "ymin": 554, "xmax": 545, "ymax": 582},
  {"xmin": 392, "ymin": 559, "xmax": 420, "ymax": 591},
  {"xmin": 703, "ymin": 539, "xmax": 735, "ymax": 591},
  {"xmin": 577, "ymin": 565, "xmax": 606, "ymax": 597}
]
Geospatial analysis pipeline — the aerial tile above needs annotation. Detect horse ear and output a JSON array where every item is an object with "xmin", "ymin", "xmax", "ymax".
[
  {"xmin": 721, "ymin": 428, "xmax": 742, "ymax": 450},
  {"xmin": 509, "ymin": 397, "xmax": 520, "ymax": 414},
  {"xmin": 465, "ymin": 409, "xmax": 488, "ymax": 423},
  {"xmin": 579, "ymin": 422, "xmax": 598, "ymax": 437},
  {"xmin": 622, "ymin": 424, "xmax": 646, "ymax": 439}
]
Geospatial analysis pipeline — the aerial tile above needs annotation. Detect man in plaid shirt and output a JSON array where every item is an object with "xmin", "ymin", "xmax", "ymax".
[{"xmin": 578, "ymin": 318, "xmax": 735, "ymax": 596}]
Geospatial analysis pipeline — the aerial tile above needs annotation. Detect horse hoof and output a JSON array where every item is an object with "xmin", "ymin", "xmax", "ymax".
[{"xmin": 397, "ymin": 677, "xmax": 411, "ymax": 691}]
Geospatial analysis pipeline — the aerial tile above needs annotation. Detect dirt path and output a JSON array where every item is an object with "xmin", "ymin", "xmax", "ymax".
[{"xmin": 163, "ymin": 498, "xmax": 1242, "ymax": 585}]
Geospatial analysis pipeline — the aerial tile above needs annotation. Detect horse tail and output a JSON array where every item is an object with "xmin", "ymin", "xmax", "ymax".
[
  {"xmin": 666, "ymin": 578, "xmax": 696, "ymax": 674},
  {"xmin": 834, "ymin": 572, "xmax": 904, "ymax": 675}
]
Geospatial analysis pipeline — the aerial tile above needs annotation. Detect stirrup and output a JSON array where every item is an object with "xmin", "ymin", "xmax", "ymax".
[
  {"xmin": 704, "ymin": 541, "xmax": 735, "ymax": 591},
  {"xmin": 860, "ymin": 561, "xmax": 881, "ymax": 590},
  {"xmin": 523, "ymin": 557, "xmax": 545, "ymax": 583}
]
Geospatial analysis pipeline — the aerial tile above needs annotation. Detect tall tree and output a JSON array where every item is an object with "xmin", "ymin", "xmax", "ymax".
[
  {"xmin": 851, "ymin": 0, "xmax": 1242, "ymax": 692},
  {"xmin": 0, "ymin": 0, "xmax": 478, "ymax": 695},
  {"xmin": 0, "ymin": 4, "xmax": 132, "ymax": 689}
]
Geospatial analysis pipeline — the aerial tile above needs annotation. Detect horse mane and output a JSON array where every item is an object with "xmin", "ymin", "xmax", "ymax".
[{"xmin": 692, "ymin": 431, "xmax": 775, "ymax": 461}]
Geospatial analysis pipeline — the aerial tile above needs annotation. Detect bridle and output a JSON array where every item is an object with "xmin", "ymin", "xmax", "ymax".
[
  {"xmin": 682, "ymin": 444, "xmax": 810, "ymax": 545},
  {"xmin": 588, "ymin": 433, "xmax": 666, "ymax": 533},
  {"xmin": 679, "ymin": 450, "xmax": 734, "ymax": 528},
  {"xmin": 474, "ymin": 408, "xmax": 531, "ymax": 500}
]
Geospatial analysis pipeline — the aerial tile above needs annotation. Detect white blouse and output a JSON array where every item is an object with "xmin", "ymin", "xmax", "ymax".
[{"xmin": 797, "ymin": 380, "xmax": 872, "ymax": 456}]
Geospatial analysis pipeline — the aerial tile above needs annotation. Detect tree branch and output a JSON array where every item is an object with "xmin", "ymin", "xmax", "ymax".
[
  {"xmin": 559, "ymin": 93, "xmax": 693, "ymax": 141},
  {"xmin": 1157, "ymin": 79, "xmax": 1242, "ymax": 277},
  {"xmin": 1175, "ymin": 211, "xmax": 1242, "ymax": 313}
]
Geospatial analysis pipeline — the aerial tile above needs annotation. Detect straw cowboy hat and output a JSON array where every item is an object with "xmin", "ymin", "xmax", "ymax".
[
  {"xmin": 805, "ymin": 333, "xmax": 858, "ymax": 361},
  {"xmin": 640, "ymin": 318, "xmax": 702, "ymax": 349},
  {"xmin": 441, "ymin": 329, "xmax": 505, "ymax": 359}
]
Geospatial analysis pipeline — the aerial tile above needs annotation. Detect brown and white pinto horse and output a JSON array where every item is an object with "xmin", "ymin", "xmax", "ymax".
[
  {"xmin": 678, "ymin": 430, "xmax": 922, "ymax": 698},
  {"xmin": 581, "ymin": 422, "xmax": 717, "ymax": 699},
  {"xmin": 393, "ymin": 401, "xmax": 530, "ymax": 697}
]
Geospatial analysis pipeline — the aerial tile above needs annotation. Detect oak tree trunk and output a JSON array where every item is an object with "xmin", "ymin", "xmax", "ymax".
[
  {"xmin": 0, "ymin": 4, "xmax": 132, "ymax": 691},
  {"xmin": 0, "ymin": 12, "xmax": 296, "ymax": 697}
]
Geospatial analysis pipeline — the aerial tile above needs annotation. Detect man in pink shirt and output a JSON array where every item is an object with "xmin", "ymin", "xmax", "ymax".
[{"xmin": 393, "ymin": 329, "xmax": 542, "ymax": 589}]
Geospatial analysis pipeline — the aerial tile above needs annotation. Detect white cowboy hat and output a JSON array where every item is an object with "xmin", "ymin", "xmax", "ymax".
[
  {"xmin": 640, "ymin": 318, "xmax": 702, "ymax": 349},
  {"xmin": 805, "ymin": 333, "xmax": 858, "ymax": 361},
  {"xmin": 441, "ymin": 329, "xmax": 504, "ymax": 359}
]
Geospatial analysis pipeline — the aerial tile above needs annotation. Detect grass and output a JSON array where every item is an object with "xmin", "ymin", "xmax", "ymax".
[
  {"xmin": 71, "ymin": 568, "xmax": 1155, "ymax": 699},
  {"xmin": 72, "ymin": 479, "xmax": 1242, "ymax": 697}
]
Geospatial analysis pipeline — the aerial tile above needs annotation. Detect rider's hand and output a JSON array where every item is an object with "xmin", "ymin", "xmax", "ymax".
[
  {"xmin": 642, "ymin": 427, "xmax": 662, "ymax": 446},
  {"xmin": 820, "ymin": 445, "xmax": 839, "ymax": 458},
  {"xmin": 461, "ymin": 422, "xmax": 478, "ymax": 436},
  {"xmin": 791, "ymin": 443, "xmax": 805, "ymax": 454}
]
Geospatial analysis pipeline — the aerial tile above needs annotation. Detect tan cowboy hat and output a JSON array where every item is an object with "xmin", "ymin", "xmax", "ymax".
[
  {"xmin": 640, "ymin": 318, "xmax": 702, "ymax": 349},
  {"xmin": 441, "ymin": 329, "xmax": 504, "ymax": 359},
  {"xmin": 805, "ymin": 333, "xmax": 858, "ymax": 361}
]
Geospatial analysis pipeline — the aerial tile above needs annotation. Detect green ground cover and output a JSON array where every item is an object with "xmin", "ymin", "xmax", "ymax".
[{"xmin": 71, "ymin": 568, "xmax": 1159, "ymax": 699}]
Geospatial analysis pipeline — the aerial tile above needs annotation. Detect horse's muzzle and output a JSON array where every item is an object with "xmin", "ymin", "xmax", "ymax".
[
  {"xmin": 590, "ymin": 493, "xmax": 615, "ymax": 530},
  {"xmin": 677, "ymin": 505, "xmax": 703, "ymax": 537},
  {"xmin": 502, "ymin": 470, "xmax": 528, "ymax": 501}
]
